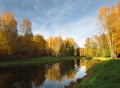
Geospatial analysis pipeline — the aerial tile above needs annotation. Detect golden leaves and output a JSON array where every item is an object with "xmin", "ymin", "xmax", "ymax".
[{"xmin": 98, "ymin": 2, "xmax": 120, "ymax": 58}]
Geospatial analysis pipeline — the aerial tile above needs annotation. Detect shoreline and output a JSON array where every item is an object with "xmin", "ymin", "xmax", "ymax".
[
  {"xmin": 0, "ymin": 56, "xmax": 79, "ymax": 68},
  {"xmin": 73, "ymin": 59, "xmax": 120, "ymax": 88},
  {"xmin": 64, "ymin": 59, "xmax": 101, "ymax": 88}
]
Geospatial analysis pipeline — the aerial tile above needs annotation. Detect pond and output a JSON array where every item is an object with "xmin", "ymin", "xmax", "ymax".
[{"xmin": 0, "ymin": 59, "xmax": 87, "ymax": 88}]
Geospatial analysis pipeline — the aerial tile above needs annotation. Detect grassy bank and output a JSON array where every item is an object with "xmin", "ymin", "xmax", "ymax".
[
  {"xmin": 93, "ymin": 57, "xmax": 111, "ymax": 61},
  {"xmin": 74, "ymin": 59, "xmax": 120, "ymax": 88},
  {"xmin": 0, "ymin": 56, "xmax": 76, "ymax": 68}
]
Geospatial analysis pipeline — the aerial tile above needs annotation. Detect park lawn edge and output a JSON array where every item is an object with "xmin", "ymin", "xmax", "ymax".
[
  {"xmin": 74, "ymin": 59, "xmax": 120, "ymax": 88},
  {"xmin": 0, "ymin": 56, "xmax": 79, "ymax": 68}
]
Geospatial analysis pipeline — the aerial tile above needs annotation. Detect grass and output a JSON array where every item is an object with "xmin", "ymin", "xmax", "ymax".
[
  {"xmin": 74, "ymin": 59, "xmax": 120, "ymax": 88},
  {"xmin": 0, "ymin": 56, "xmax": 76, "ymax": 68},
  {"xmin": 93, "ymin": 57, "xmax": 111, "ymax": 61}
]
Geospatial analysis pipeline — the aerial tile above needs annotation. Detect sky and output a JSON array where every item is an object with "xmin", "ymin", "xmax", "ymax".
[{"xmin": 0, "ymin": 0, "xmax": 119, "ymax": 47}]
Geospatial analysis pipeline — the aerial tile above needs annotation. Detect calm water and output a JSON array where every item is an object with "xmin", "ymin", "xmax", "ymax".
[{"xmin": 0, "ymin": 59, "xmax": 87, "ymax": 88}]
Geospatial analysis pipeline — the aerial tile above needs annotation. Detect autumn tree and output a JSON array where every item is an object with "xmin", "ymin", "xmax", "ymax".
[
  {"xmin": 46, "ymin": 36, "xmax": 54, "ymax": 56},
  {"xmin": 60, "ymin": 40, "xmax": 67, "ymax": 56},
  {"xmin": 0, "ymin": 11, "xmax": 77, "ymax": 59},
  {"xmin": 0, "ymin": 11, "xmax": 18, "ymax": 56},
  {"xmin": 98, "ymin": 2, "xmax": 120, "ymax": 58},
  {"xmin": 46, "ymin": 36, "xmax": 76, "ymax": 57},
  {"xmin": 94, "ymin": 34, "xmax": 110, "ymax": 57},
  {"xmin": 65, "ymin": 37, "xmax": 75, "ymax": 56},
  {"xmin": 46, "ymin": 36, "xmax": 62, "ymax": 57},
  {"xmin": 20, "ymin": 18, "xmax": 32, "ymax": 35},
  {"xmin": 0, "ymin": 29, "xmax": 10, "ymax": 55},
  {"xmin": 19, "ymin": 18, "xmax": 34, "ymax": 56},
  {"xmin": 53, "ymin": 36, "xmax": 62, "ymax": 57},
  {"xmin": 33, "ymin": 35, "xmax": 46, "ymax": 56},
  {"xmin": 80, "ymin": 48, "xmax": 85, "ymax": 56}
]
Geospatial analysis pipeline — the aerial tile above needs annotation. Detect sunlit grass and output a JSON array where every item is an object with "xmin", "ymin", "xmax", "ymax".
[
  {"xmin": 93, "ymin": 57, "xmax": 111, "ymax": 61},
  {"xmin": 74, "ymin": 59, "xmax": 120, "ymax": 88}
]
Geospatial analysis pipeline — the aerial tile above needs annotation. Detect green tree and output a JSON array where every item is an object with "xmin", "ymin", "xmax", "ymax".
[{"xmin": 84, "ymin": 37, "xmax": 98, "ymax": 57}]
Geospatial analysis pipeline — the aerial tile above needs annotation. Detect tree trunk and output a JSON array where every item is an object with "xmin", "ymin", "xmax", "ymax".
[{"xmin": 108, "ymin": 33, "xmax": 116, "ymax": 59}]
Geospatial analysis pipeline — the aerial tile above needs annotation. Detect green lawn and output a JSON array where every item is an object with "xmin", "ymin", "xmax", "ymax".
[
  {"xmin": 74, "ymin": 59, "xmax": 120, "ymax": 88},
  {"xmin": 0, "ymin": 56, "xmax": 76, "ymax": 68}
]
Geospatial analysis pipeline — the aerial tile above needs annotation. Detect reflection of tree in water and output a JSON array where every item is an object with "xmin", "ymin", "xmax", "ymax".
[
  {"xmin": 80, "ymin": 58, "xmax": 88, "ymax": 66},
  {"xmin": 45, "ymin": 60, "xmax": 77, "ymax": 81},
  {"xmin": 60, "ymin": 61, "xmax": 75, "ymax": 79},
  {"xmin": 0, "ymin": 60, "xmax": 82, "ymax": 88},
  {"xmin": 64, "ymin": 70, "xmax": 75, "ymax": 79},
  {"xmin": 74, "ymin": 58, "xmax": 81, "ymax": 72},
  {"xmin": 80, "ymin": 58, "xmax": 100, "ymax": 70},
  {"xmin": 0, "ymin": 66, "xmax": 46, "ymax": 88},
  {"xmin": 45, "ymin": 63, "xmax": 62, "ymax": 81}
]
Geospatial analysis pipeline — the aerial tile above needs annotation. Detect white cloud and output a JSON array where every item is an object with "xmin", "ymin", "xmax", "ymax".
[
  {"xmin": 53, "ymin": 0, "xmax": 82, "ymax": 23},
  {"xmin": 34, "ymin": 0, "xmax": 83, "ymax": 24}
]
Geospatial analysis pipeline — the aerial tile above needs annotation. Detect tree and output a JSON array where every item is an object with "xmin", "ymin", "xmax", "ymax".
[
  {"xmin": 46, "ymin": 36, "xmax": 62, "ymax": 57},
  {"xmin": 19, "ymin": 18, "xmax": 33, "ymax": 56},
  {"xmin": 94, "ymin": 34, "xmax": 110, "ymax": 57},
  {"xmin": 53, "ymin": 36, "xmax": 62, "ymax": 57},
  {"xmin": 46, "ymin": 36, "xmax": 54, "ymax": 56},
  {"xmin": 46, "ymin": 36, "xmax": 76, "ymax": 57},
  {"xmin": 20, "ymin": 18, "xmax": 32, "ymax": 35},
  {"xmin": 60, "ymin": 40, "xmax": 67, "ymax": 56},
  {"xmin": 84, "ymin": 37, "xmax": 98, "ymax": 57},
  {"xmin": 98, "ymin": 2, "xmax": 120, "ymax": 58},
  {"xmin": 65, "ymin": 37, "xmax": 75, "ymax": 56},
  {"xmin": 33, "ymin": 35, "xmax": 46, "ymax": 56},
  {"xmin": 0, "ymin": 10, "xmax": 78, "ymax": 59},
  {"xmin": 76, "ymin": 47, "xmax": 80, "ymax": 56},
  {"xmin": 0, "ymin": 11, "xmax": 18, "ymax": 55}
]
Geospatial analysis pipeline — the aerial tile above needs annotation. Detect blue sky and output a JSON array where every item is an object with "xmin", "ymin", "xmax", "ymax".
[{"xmin": 0, "ymin": 0, "xmax": 119, "ymax": 47}]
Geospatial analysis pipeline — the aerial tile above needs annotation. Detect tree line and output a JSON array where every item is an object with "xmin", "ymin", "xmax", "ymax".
[
  {"xmin": 2, "ymin": 2, "xmax": 119, "ymax": 59},
  {"xmin": 0, "ymin": 11, "xmax": 80, "ymax": 59}
]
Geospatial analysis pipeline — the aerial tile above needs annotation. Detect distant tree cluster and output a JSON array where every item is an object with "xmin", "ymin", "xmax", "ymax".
[
  {"xmin": 84, "ymin": 33, "xmax": 110, "ymax": 57},
  {"xmin": 46, "ymin": 36, "xmax": 79, "ymax": 57},
  {"xmin": 0, "ymin": 11, "xmax": 79, "ymax": 59}
]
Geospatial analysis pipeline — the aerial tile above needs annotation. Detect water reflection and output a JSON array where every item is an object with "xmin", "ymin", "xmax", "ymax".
[
  {"xmin": 0, "ymin": 66, "xmax": 46, "ymax": 88},
  {"xmin": 0, "ymin": 58, "xmax": 87, "ymax": 88}
]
